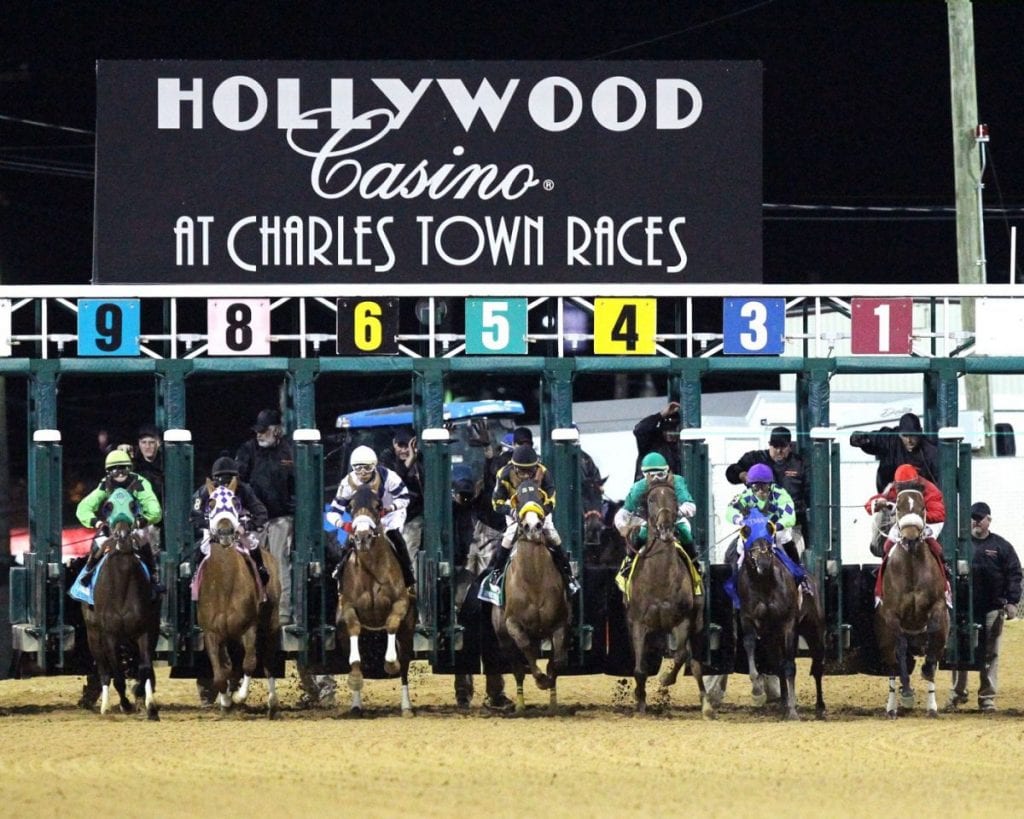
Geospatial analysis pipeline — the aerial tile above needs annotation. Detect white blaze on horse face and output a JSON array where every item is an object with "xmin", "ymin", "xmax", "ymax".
[{"xmin": 520, "ymin": 510, "xmax": 543, "ymax": 539}]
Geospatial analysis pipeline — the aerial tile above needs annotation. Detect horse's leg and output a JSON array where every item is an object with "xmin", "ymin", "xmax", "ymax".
[
  {"xmin": 896, "ymin": 632, "xmax": 914, "ymax": 711},
  {"xmin": 203, "ymin": 632, "xmax": 231, "ymax": 711},
  {"xmin": 505, "ymin": 618, "xmax": 550, "ymax": 690},
  {"xmin": 742, "ymin": 621, "xmax": 766, "ymax": 707},
  {"xmin": 780, "ymin": 628, "xmax": 799, "ymax": 721},
  {"xmin": 805, "ymin": 619, "xmax": 827, "ymax": 720},
  {"xmin": 659, "ymin": 619, "xmax": 690, "ymax": 688},
  {"xmin": 232, "ymin": 624, "xmax": 259, "ymax": 706},
  {"xmin": 922, "ymin": 607, "xmax": 949, "ymax": 718},
  {"xmin": 340, "ymin": 601, "xmax": 364, "ymax": 714},
  {"xmin": 135, "ymin": 632, "xmax": 159, "ymax": 721},
  {"xmin": 383, "ymin": 596, "xmax": 410, "ymax": 676},
  {"xmin": 548, "ymin": 622, "xmax": 567, "ymax": 715}
]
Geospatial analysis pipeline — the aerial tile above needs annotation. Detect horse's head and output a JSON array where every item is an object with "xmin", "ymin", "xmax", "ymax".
[
  {"xmin": 741, "ymin": 509, "xmax": 777, "ymax": 575},
  {"xmin": 206, "ymin": 480, "xmax": 242, "ymax": 547},
  {"xmin": 100, "ymin": 487, "xmax": 140, "ymax": 550},
  {"xmin": 581, "ymin": 473, "xmax": 607, "ymax": 546},
  {"xmin": 349, "ymin": 484, "xmax": 382, "ymax": 550},
  {"xmin": 515, "ymin": 479, "xmax": 546, "ymax": 542},
  {"xmin": 646, "ymin": 483, "xmax": 678, "ymax": 543},
  {"xmin": 895, "ymin": 488, "xmax": 926, "ymax": 542}
]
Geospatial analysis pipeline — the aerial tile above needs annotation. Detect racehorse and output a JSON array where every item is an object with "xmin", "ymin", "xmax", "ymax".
[
  {"xmin": 581, "ymin": 475, "xmax": 626, "ymax": 569},
  {"xmin": 736, "ymin": 509, "xmax": 826, "ymax": 720},
  {"xmin": 492, "ymin": 478, "xmax": 571, "ymax": 713},
  {"xmin": 196, "ymin": 480, "xmax": 282, "ymax": 717},
  {"xmin": 623, "ymin": 483, "xmax": 712, "ymax": 716},
  {"xmin": 874, "ymin": 488, "xmax": 949, "ymax": 718},
  {"xmin": 336, "ymin": 484, "xmax": 416, "ymax": 716},
  {"xmin": 80, "ymin": 487, "xmax": 161, "ymax": 719},
  {"xmin": 870, "ymin": 501, "xmax": 896, "ymax": 558}
]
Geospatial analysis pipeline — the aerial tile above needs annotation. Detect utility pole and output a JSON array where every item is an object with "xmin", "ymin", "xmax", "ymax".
[{"xmin": 948, "ymin": 0, "xmax": 993, "ymax": 455}]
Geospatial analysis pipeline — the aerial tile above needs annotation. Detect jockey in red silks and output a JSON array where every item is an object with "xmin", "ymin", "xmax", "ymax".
[{"xmin": 871, "ymin": 464, "xmax": 949, "ymax": 605}]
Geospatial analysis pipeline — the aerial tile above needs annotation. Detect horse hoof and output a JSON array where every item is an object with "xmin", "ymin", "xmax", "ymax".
[
  {"xmin": 784, "ymin": 711, "xmax": 801, "ymax": 722},
  {"xmin": 816, "ymin": 708, "xmax": 827, "ymax": 721},
  {"xmin": 147, "ymin": 708, "xmax": 160, "ymax": 722},
  {"xmin": 701, "ymin": 703, "xmax": 717, "ymax": 721},
  {"xmin": 886, "ymin": 709, "xmax": 898, "ymax": 720},
  {"xmin": 657, "ymin": 673, "xmax": 675, "ymax": 688},
  {"xmin": 349, "ymin": 707, "xmax": 364, "ymax": 718},
  {"xmin": 751, "ymin": 692, "xmax": 767, "ymax": 708},
  {"xmin": 927, "ymin": 709, "xmax": 939, "ymax": 719},
  {"xmin": 535, "ymin": 675, "xmax": 554, "ymax": 691},
  {"xmin": 401, "ymin": 708, "xmax": 415, "ymax": 719},
  {"xmin": 636, "ymin": 702, "xmax": 647, "ymax": 716},
  {"xmin": 384, "ymin": 661, "xmax": 400, "ymax": 676},
  {"xmin": 348, "ymin": 672, "xmax": 364, "ymax": 692}
]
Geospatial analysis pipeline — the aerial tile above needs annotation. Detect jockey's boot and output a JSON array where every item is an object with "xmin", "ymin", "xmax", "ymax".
[
  {"xmin": 138, "ymin": 542, "xmax": 166, "ymax": 597},
  {"xmin": 333, "ymin": 545, "xmax": 353, "ymax": 582},
  {"xmin": 548, "ymin": 542, "xmax": 581, "ymax": 596},
  {"xmin": 248, "ymin": 544, "xmax": 270, "ymax": 585},
  {"xmin": 79, "ymin": 541, "xmax": 103, "ymax": 587},
  {"xmin": 782, "ymin": 541, "xmax": 801, "ymax": 566},
  {"xmin": 487, "ymin": 545, "xmax": 511, "ymax": 583},
  {"xmin": 385, "ymin": 529, "xmax": 417, "ymax": 595}
]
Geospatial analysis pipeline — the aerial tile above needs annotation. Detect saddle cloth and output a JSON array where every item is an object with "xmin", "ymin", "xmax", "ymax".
[
  {"xmin": 68, "ymin": 554, "xmax": 150, "ymax": 606},
  {"xmin": 616, "ymin": 541, "xmax": 703, "ymax": 601}
]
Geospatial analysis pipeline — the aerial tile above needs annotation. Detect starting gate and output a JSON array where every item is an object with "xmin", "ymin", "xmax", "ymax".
[{"xmin": 3, "ymin": 284, "xmax": 1016, "ymax": 680}]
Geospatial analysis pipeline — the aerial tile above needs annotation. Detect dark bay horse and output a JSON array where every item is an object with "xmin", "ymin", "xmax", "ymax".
[
  {"xmin": 336, "ymin": 484, "xmax": 416, "ymax": 716},
  {"xmin": 736, "ymin": 509, "xmax": 826, "ymax": 720},
  {"xmin": 492, "ymin": 478, "xmax": 570, "ymax": 713},
  {"xmin": 624, "ymin": 483, "xmax": 711, "ymax": 716},
  {"xmin": 874, "ymin": 488, "xmax": 949, "ymax": 717},
  {"xmin": 80, "ymin": 487, "xmax": 160, "ymax": 719},
  {"xmin": 196, "ymin": 481, "xmax": 281, "ymax": 716}
]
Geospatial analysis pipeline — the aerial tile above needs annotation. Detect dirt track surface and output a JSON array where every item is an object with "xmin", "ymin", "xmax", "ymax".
[{"xmin": 4, "ymin": 626, "xmax": 1024, "ymax": 818}]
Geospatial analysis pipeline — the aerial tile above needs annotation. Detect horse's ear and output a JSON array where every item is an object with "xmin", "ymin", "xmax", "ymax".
[
  {"xmin": 766, "ymin": 521, "xmax": 776, "ymax": 536},
  {"xmin": 205, "ymin": 478, "xmax": 215, "ymax": 493},
  {"xmin": 229, "ymin": 476, "xmax": 238, "ymax": 492},
  {"xmin": 741, "ymin": 525, "xmax": 752, "ymax": 539}
]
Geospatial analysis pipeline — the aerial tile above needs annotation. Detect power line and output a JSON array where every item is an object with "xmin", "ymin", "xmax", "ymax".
[{"xmin": 0, "ymin": 113, "xmax": 93, "ymax": 135}]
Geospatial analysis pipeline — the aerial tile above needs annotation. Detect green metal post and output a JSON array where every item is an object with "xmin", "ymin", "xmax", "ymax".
[
  {"xmin": 161, "ymin": 430, "xmax": 194, "ymax": 665},
  {"xmin": 292, "ymin": 429, "xmax": 325, "ymax": 666}
]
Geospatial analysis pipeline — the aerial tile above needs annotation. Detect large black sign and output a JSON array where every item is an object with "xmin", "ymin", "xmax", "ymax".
[{"xmin": 94, "ymin": 61, "xmax": 761, "ymax": 285}]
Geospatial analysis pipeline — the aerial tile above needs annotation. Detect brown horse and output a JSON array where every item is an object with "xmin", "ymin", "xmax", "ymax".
[
  {"xmin": 874, "ymin": 488, "xmax": 949, "ymax": 718},
  {"xmin": 736, "ymin": 509, "xmax": 826, "ymax": 720},
  {"xmin": 336, "ymin": 484, "xmax": 416, "ymax": 716},
  {"xmin": 196, "ymin": 481, "xmax": 281, "ymax": 717},
  {"xmin": 80, "ymin": 487, "xmax": 161, "ymax": 719},
  {"xmin": 624, "ymin": 482, "xmax": 711, "ymax": 716},
  {"xmin": 491, "ymin": 478, "xmax": 571, "ymax": 714}
]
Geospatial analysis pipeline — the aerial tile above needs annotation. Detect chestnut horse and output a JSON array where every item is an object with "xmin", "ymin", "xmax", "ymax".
[
  {"xmin": 336, "ymin": 484, "xmax": 416, "ymax": 716},
  {"xmin": 491, "ymin": 478, "xmax": 570, "ymax": 714},
  {"xmin": 196, "ymin": 481, "xmax": 281, "ymax": 717},
  {"xmin": 624, "ymin": 482, "xmax": 711, "ymax": 716},
  {"xmin": 736, "ymin": 509, "xmax": 826, "ymax": 720},
  {"xmin": 80, "ymin": 487, "xmax": 160, "ymax": 719},
  {"xmin": 874, "ymin": 488, "xmax": 949, "ymax": 717}
]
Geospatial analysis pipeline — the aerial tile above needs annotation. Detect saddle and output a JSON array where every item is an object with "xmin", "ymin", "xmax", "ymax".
[
  {"xmin": 69, "ymin": 553, "xmax": 151, "ymax": 607},
  {"xmin": 616, "ymin": 540, "xmax": 703, "ymax": 600},
  {"xmin": 190, "ymin": 546, "xmax": 267, "ymax": 603}
]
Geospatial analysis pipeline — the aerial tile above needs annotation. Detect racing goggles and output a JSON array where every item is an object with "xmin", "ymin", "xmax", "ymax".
[
  {"xmin": 352, "ymin": 463, "xmax": 375, "ymax": 475},
  {"xmin": 106, "ymin": 465, "xmax": 130, "ymax": 478},
  {"xmin": 642, "ymin": 467, "xmax": 670, "ymax": 482},
  {"xmin": 749, "ymin": 482, "xmax": 772, "ymax": 493}
]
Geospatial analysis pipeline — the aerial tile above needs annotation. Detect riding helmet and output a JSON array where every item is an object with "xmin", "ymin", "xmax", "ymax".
[
  {"xmin": 894, "ymin": 464, "xmax": 918, "ymax": 482},
  {"xmin": 350, "ymin": 445, "xmax": 378, "ymax": 468},
  {"xmin": 511, "ymin": 445, "xmax": 538, "ymax": 468},
  {"xmin": 640, "ymin": 452, "xmax": 669, "ymax": 472},
  {"xmin": 746, "ymin": 463, "xmax": 774, "ymax": 484},
  {"xmin": 212, "ymin": 456, "xmax": 239, "ymax": 477},
  {"xmin": 105, "ymin": 449, "xmax": 132, "ymax": 470}
]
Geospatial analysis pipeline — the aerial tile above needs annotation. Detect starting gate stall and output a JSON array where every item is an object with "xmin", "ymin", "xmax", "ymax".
[{"xmin": 3, "ymin": 284, "xmax": 1018, "ymax": 684}]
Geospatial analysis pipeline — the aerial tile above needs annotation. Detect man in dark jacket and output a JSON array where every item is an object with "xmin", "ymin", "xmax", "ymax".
[
  {"xmin": 236, "ymin": 408, "xmax": 295, "ymax": 625},
  {"xmin": 725, "ymin": 426, "xmax": 810, "ymax": 560},
  {"xmin": 850, "ymin": 412, "xmax": 940, "ymax": 492},
  {"xmin": 379, "ymin": 427, "xmax": 426, "ymax": 580},
  {"xmin": 948, "ymin": 502, "xmax": 1021, "ymax": 712},
  {"xmin": 632, "ymin": 400, "xmax": 681, "ymax": 478}
]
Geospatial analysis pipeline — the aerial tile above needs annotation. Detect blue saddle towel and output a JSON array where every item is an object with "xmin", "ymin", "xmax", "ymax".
[
  {"xmin": 68, "ymin": 554, "xmax": 150, "ymax": 606},
  {"xmin": 723, "ymin": 545, "xmax": 807, "ymax": 610}
]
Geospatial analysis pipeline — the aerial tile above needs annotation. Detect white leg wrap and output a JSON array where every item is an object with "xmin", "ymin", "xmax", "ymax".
[
  {"xmin": 385, "ymin": 633, "xmax": 398, "ymax": 664},
  {"xmin": 401, "ymin": 684, "xmax": 412, "ymax": 711},
  {"xmin": 351, "ymin": 690, "xmax": 363, "ymax": 710},
  {"xmin": 232, "ymin": 674, "xmax": 251, "ymax": 704},
  {"xmin": 886, "ymin": 678, "xmax": 898, "ymax": 713},
  {"xmin": 100, "ymin": 684, "xmax": 110, "ymax": 715},
  {"xmin": 145, "ymin": 678, "xmax": 155, "ymax": 709},
  {"xmin": 266, "ymin": 677, "xmax": 278, "ymax": 709},
  {"xmin": 218, "ymin": 691, "xmax": 232, "ymax": 709},
  {"xmin": 349, "ymin": 635, "xmax": 361, "ymax": 665}
]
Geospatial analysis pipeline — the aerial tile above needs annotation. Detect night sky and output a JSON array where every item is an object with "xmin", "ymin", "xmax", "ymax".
[{"xmin": 3, "ymin": 1, "xmax": 1024, "ymax": 287}]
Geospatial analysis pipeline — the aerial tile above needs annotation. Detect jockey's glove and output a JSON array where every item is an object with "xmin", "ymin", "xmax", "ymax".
[
  {"xmin": 1005, "ymin": 603, "xmax": 1018, "ymax": 620},
  {"xmin": 135, "ymin": 516, "xmax": 148, "ymax": 529},
  {"xmin": 325, "ymin": 511, "xmax": 344, "ymax": 528},
  {"xmin": 731, "ymin": 514, "xmax": 743, "ymax": 526},
  {"xmin": 679, "ymin": 502, "xmax": 696, "ymax": 518}
]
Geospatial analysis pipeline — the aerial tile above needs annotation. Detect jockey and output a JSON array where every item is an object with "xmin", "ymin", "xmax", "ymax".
[
  {"xmin": 866, "ymin": 463, "xmax": 946, "ymax": 541},
  {"xmin": 326, "ymin": 444, "xmax": 417, "ymax": 592},
  {"xmin": 613, "ymin": 452, "xmax": 699, "ymax": 586},
  {"xmin": 727, "ymin": 463, "xmax": 800, "ymax": 565},
  {"xmin": 191, "ymin": 457, "xmax": 271, "ymax": 584},
  {"xmin": 871, "ymin": 463, "xmax": 949, "ymax": 604},
  {"xmin": 76, "ymin": 449, "xmax": 163, "ymax": 593},
  {"xmin": 486, "ymin": 444, "xmax": 580, "ymax": 596}
]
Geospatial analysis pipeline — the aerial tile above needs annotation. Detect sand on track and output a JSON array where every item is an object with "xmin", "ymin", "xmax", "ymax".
[{"xmin": 3, "ymin": 624, "xmax": 1024, "ymax": 818}]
